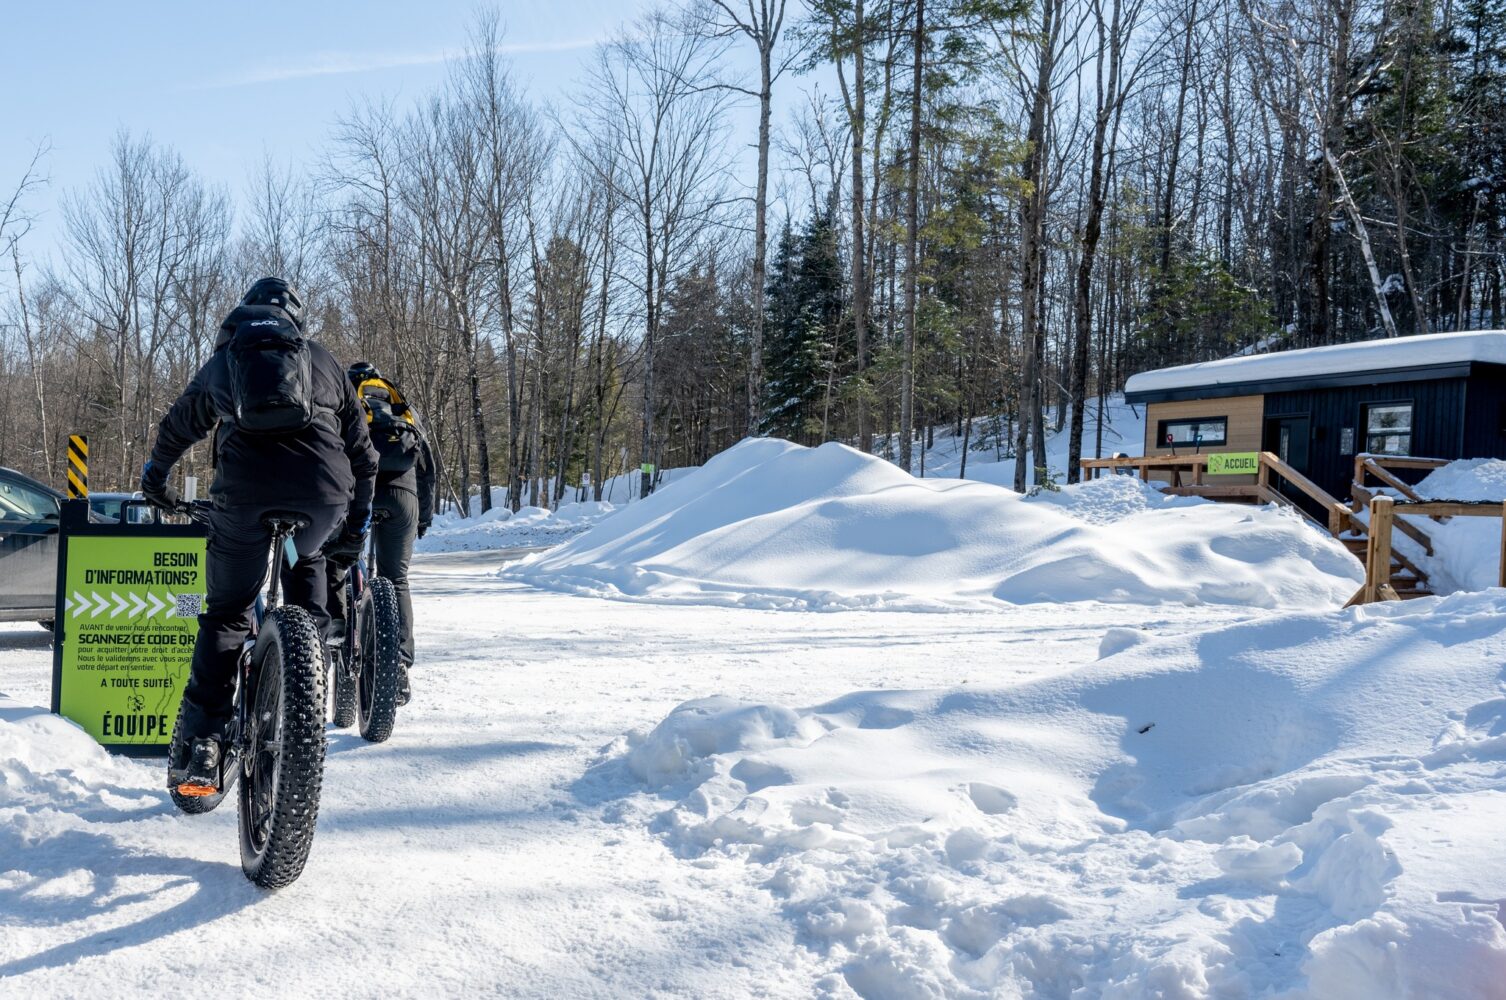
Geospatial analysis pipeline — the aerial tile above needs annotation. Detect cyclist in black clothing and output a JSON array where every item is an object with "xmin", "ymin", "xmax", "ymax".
[
  {"xmin": 142, "ymin": 277, "xmax": 378, "ymax": 790},
  {"xmin": 328, "ymin": 362, "xmax": 435, "ymax": 704}
]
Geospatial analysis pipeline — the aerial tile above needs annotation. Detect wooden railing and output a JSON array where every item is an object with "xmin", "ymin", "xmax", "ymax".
[
  {"xmin": 1350, "ymin": 454, "xmax": 1451, "ymax": 557},
  {"xmin": 1081, "ymin": 451, "xmax": 1352, "ymax": 536},
  {"xmin": 1345, "ymin": 494, "xmax": 1506, "ymax": 606}
]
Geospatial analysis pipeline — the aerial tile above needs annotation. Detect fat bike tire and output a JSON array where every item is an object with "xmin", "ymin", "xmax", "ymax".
[
  {"xmin": 238, "ymin": 605, "xmax": 327, "ymax": 889},
  {"xmin": 330, "ymin": 645, "xmax": 357, "ymax": 729},
  {"xmin": 168, "ymin": 699, "xmax": 230, "ymax": 815},
  {"xmin": 356, "ymin": 577, "xmax": 402, "ymax": 744}
]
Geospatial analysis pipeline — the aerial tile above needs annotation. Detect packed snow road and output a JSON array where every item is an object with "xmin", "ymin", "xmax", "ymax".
[{"xmin": 0, "ymin": 549, "xmax": 1249, "ymax": 998}]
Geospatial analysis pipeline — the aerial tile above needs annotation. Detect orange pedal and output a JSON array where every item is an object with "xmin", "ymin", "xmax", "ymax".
[{"xmin": 176, "ymin": 783, "xmax": 219, "ymax": 797}]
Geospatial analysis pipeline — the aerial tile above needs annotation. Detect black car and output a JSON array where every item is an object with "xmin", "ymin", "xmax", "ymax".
[{"xmin": 0, "ymin": 467, "xmax": 65, "ymax": 628}]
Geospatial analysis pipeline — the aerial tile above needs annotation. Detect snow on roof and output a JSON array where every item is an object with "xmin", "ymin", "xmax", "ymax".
[{"xmin": 1125, "ymin": 330, "xmax": 1506, "ymax": 395}]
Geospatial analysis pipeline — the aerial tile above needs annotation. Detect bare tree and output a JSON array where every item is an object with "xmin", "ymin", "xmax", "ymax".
[
  {"xmin": 1067, "ymin": 0, "xmax": 1146, "ymax": 482},
  {"xmin": 692, "ymin": 0, "xmax": 795, "ymax": 434},
  {"xmin": 578, "ymin": 10, "xmax": 733, "ymax": 499}
]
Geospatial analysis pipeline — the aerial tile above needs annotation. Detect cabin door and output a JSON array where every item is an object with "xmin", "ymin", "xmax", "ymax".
[
  {"xmin": 1263, "ymin": 415, "xmax": 1314, "ymax": 510},
  {"xmin": 1265, "ymin": 416, "xmax": 1310, "ymax": 470}
]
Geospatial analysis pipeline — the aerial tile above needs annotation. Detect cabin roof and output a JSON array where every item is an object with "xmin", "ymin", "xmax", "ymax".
[{"xmin": 1125, "ymin": 330, "xmax": 1506, "ymax": 401}]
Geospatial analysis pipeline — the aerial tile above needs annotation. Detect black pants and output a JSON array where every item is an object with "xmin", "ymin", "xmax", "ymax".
[
  {"xmin": 180, "ymin": 501, "xmax": 344, "ymax": 742},
  {"xmin": 327, "ymin": 488, "xmax": 418, "ymax": 667}
]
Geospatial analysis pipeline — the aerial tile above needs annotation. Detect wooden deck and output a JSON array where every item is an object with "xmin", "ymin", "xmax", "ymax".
[{"xmin": 1080, "ymin": 452, "xmax": 1506, "ymax": 606}]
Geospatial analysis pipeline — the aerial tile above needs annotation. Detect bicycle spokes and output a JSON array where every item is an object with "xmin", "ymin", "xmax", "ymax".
[{"xmin": 245, "ymin": 644, "xmax": 284, "ymax": 854}]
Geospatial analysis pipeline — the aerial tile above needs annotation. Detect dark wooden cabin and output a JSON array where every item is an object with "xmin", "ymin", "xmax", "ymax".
[{"xmin": 1123, "ymin": 331, "xmax": 1506, "ymax": 504}]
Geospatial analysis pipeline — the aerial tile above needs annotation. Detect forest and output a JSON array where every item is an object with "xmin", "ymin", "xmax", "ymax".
[{"xmin": 0, "ymin": 0, "xmax": 1502, "ymax": 509}]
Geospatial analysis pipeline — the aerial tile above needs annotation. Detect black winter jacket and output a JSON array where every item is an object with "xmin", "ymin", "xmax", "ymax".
[
  {"xmin": 148, "ymin": 305, "xmax": 379, "ymax": 517},
  {"xmin": 379, "ymin": 432, "xmax": 437, "ymax": 529}
]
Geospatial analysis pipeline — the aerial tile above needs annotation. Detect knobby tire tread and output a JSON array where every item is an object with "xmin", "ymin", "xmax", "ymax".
[
  {"xmin": 331, "ymin": 645, "xmax": 357, "ymax": 728},
  {"xmin": 239, "ymin": 605, "xmax": 327, "ymax": 889},
  {"xmin": 357, "ymin": 577, "xmax": 402, "ymax": 744}
]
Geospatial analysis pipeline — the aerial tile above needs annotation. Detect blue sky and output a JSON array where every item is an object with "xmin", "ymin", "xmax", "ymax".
[{"xmin": 3, "ymin": 0, "xmax": 675, "ymax": 262}]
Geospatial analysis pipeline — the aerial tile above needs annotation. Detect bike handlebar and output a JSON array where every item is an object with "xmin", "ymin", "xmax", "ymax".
[{"xmin": 173, "ymin": 499, "xmax": 215, "ymax": 524}]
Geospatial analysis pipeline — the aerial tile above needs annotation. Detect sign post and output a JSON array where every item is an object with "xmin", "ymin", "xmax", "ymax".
[
  {"xmin": 66, "ymin": 434, "xmax": 88, "ymax": 498},
  {"xmin": 50, "ymin": 500, "xmax": 207, "ymax": 756},
  {"xmin": 1206, "ymin": 452, "xmax": 1260, "ymax": 476}
]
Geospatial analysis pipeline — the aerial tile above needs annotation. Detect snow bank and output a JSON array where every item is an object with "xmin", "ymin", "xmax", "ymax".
[
  {"xmin": 599, "ymin": 592, "xmax": 1506, "ymax": 997},
  {"xmin": 0, "ymin": 694, "xmax": 181, "ymax": 937},
  {"xmin": 505, "ymin": 438, "xmax": 1362, "ymax": 611},
  {"xmin": 417, "ymin": 500, "xmax": 618, "ymax": 553}
]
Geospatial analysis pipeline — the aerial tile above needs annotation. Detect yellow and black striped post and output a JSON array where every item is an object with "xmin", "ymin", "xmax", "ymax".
[{"xmin": 66, "ymin": 435, "xmax": 88, "ymax": 498}]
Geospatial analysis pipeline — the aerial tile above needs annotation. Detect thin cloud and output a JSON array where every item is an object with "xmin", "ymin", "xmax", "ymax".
[{"xmin": 200, "ymin": 38, "xmax": 599, "ymax": 89}]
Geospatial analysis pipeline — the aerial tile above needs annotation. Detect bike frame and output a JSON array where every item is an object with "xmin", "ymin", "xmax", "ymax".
[{"xmin": 341, "ymin": 510, "xmax": 388, "ymax": 675}]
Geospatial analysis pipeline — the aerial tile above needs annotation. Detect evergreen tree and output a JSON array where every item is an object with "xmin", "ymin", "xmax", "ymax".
[{"xmin": 762, "ymin": 210, "xmax": 845, "ymax": 442}]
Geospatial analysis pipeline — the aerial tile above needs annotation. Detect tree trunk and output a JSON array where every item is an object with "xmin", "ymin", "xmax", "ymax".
[
  {"xmin": 898, "ymin": 0, "xmax": 923, "ymax": 474},
  {"xmin": 1014, "ymin": 0, "xmax": 1057, "ymax": 492},
  {"xmin": 1068, "ymin": 0, "xmax": 1122, "ymax": 484},
  {"xmin": 852, "ymin": 0, "xmax": 870, "ymax": 452}
]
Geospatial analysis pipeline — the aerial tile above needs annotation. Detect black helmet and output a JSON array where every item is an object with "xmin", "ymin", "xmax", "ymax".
[
  {"xmin": 241, "ymin": 276, "xmax": 305, "ymax": 328},
  {"xmin": 348, "ymin": 361, "xmax": 381, "ymax": 387}
]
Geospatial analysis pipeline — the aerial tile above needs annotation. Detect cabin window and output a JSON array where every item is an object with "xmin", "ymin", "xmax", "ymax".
[
  {"xmin": 1365, "ymin": 403, "xmax": 1412, "ymax": 455},
  {"xmin": 1157, "ymin": 417, "xmax": 1227, "ymax": 448}
]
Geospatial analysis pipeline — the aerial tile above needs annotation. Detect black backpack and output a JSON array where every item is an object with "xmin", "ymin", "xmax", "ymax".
[
  {"xmin": 226, "ymin": 315, "xmax": 316, "ymax": 434},
  {"xmin": 356, "ymin": 378, "xmax": 421, "ymax": 473}
]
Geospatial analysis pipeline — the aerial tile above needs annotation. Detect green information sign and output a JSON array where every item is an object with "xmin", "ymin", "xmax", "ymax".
[
  {"xmin": 51, "ymin": 504, "xmax": 206, "ymax": 754},
  {"xmin": 641, "ymin": 463, "xmax": 656, "ymax": 475},
  {"xmin": 1207, "ymin": 452, "xmax": 1260, "ymax": 476}
]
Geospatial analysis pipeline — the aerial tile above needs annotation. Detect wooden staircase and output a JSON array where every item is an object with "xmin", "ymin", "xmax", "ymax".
[
  {"xmin": 1346, "ymin": 455, "xmax": 1448, "ymax": 601},
  {"xmin": 1339, "ymin": 534, "xmax": 1431, "ymax": 599}
]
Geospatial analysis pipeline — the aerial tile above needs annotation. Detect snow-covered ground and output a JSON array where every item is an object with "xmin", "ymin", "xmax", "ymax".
[
  {"xmin": 608, "ymin": 591, "xmax": 1506, "ymax": 997},
  {"xmin": 0, "ymin": 554, "xmax": 1252, "ymax": 998},
  {"xmin": 417, "ymin": 500, "xmax": 618, "ymax": 553},
  {"xmin": 4, "ymin": 555, "xmax": 1504, "ymax": 997},
  {"xmin": 6, "ymin": 440, "xmax": 1505, "ymax": 998}
]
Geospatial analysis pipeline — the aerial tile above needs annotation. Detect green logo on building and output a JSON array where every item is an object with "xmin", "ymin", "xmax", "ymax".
[{"xmin": 1207, "ymin": 452, "xmax": 1260, "ymax": 475}]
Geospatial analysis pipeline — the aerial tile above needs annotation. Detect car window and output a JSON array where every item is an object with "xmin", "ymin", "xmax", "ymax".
[
  {"xmin": 91, "ymin": 498, "xmax": 126, "ymax": 521},
  {"xmin": 0, "ymin": 479, "xmax": 59, "ymax": 522}
]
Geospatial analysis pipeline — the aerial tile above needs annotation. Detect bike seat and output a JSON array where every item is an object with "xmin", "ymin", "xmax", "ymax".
[{"xmin": 261, "ymin": 510, "xmax": 312, "ymax": 532}]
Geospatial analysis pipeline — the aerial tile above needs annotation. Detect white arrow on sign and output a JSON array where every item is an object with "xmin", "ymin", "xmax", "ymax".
[
  {"xmin": 110, "ymin": 592, "xmax": 130, "ymax": 618},
  {"xmin": 91, "ymin": 593, "xmax": 111, "ymax": 617},
  {"xmin": 144, "ymin": 592, "xmax": 168, "ymax": 618},
  {"xmin": 128, "ymin": 592, "xmax": 148, "ymax": 617}
]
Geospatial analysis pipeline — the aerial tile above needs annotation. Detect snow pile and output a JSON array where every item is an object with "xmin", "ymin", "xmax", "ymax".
[
  {"xmin": 506, "ymin": 438, "xmax": 1362, "ymax": 611},
  {"xmin": 596, "ymin": 593, "xmax": 1506, "ymax": 997},
  {"xmin": 417, "ymin": 500, "xmax": 618, "ymax": 553},
  {"xmin": 1390, "ymin": 458, "xmax": 1506, "ymax": 594},
  {"xmin": 0, "ymin": 694, "xmax": 181, "ymax": 942}
]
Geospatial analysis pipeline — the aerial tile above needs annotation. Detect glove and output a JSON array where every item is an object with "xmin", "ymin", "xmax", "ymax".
[
  {"xmin": 140, "ymin": 461, "xmax": 180, "ymax": 511},
  {"xmin": 417, "ymin": 521, "xmax": 431, "ymax": 540},
  {"xmin": 324, "ymin": 509, "xmax": 370, "ymax": 568}
]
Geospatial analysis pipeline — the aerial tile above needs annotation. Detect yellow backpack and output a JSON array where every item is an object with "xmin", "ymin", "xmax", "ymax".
[{"xmin": 355, "ymin": 377, "xmax": 420, "ymax": 473}]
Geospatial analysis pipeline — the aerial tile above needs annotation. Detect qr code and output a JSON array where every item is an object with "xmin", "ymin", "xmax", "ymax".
[{"xmin": 173, "ymin": 593, "xmax": 205, "ymax": 618}]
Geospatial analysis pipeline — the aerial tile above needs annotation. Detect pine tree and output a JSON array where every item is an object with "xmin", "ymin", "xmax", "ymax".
[{"xmin": 762, "ymin": 210, "xmax": 845, "ymax": 442}]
